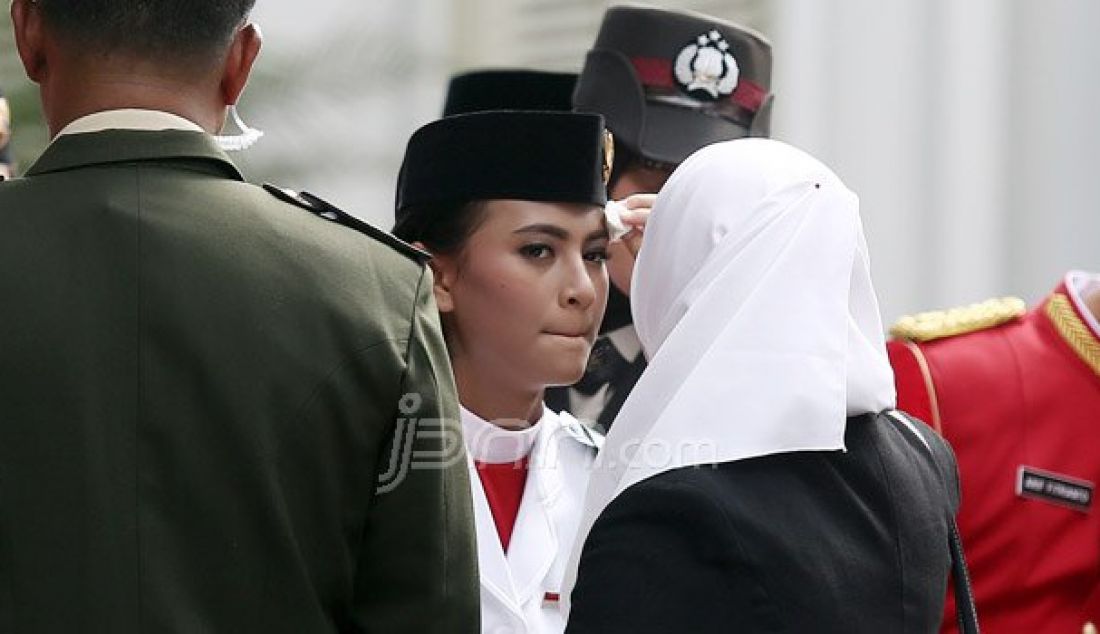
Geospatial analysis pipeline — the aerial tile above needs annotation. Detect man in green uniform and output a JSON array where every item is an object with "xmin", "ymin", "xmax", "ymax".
[{"xmin": 0, "ymin": 1, "xmax": 478, "ymax": 632}]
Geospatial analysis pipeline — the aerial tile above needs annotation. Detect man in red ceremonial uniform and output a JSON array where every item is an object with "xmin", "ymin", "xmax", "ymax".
[{"xmin": 888, "ymin": 271, "xmax": 1100, "ymax": 634}]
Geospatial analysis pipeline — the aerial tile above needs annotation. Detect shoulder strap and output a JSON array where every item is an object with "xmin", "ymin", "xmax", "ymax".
[
  {"xmin": 883, "ymin": 410, "xmax": 980, "ymax": 633},
  {"xmin": 262, "ymin": 184, "xmax": 431, "ymax": 264}
]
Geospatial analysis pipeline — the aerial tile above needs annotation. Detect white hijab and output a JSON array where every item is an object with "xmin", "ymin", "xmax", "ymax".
[{"xmin": 562, "ymin": 138, "xmax": 896, "ymax": 615}]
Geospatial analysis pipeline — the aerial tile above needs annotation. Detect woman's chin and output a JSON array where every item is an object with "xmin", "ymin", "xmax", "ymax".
[{"xmin": 545, "ymin": 363, "xmax": 590, "ymax": 388}]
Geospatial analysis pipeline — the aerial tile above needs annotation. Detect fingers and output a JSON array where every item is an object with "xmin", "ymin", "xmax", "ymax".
[
  {"xmin": 622, "ymin": 193, "xmax": 657, "ymax": 209},
  {"xmin": 616, "ymin": 193, "xmax": 656, "ymax": 233},
  {"xmin": 621, "ymin": 231, "xmax": 644, "ymax": 258},
  {"xmin": 618, "ymin": 208, "xmax": 649, "ymax": 231}
]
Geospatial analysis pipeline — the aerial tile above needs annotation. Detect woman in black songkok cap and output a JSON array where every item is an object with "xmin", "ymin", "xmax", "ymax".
[{"xmin": 393, "ymin": 110, "xmax": 627, "ymax": 634}]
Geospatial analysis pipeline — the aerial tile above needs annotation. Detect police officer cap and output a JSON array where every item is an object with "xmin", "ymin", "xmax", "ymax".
[
  {"xmin": 396, "ymin": 111, "xmax": 611, "ymax": 217},
  {"xmin": 443, "ymin": 70, "xmax": 578, "ymax": 116},
  {"xmin": 574, "ymin": 4, "xmax": 773, "ymax": 166}
]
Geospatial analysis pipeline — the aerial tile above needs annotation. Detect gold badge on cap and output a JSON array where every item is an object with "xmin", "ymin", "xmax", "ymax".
[{"xmin": 602, "ymin": 129, "xmax": 615, "ymax": 185}]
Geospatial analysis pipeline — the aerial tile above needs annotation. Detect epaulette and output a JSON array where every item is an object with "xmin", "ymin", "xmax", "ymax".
[
  {"xmin": 263, "ymin": 183, "xmax": 431, "ymax": 264},
  {"xmin": 890, "ymin": 296, "xmax": 1027, "ymax": 343},
  {"xmin": 558, "ymin": 412, "xmax": 605, "ymax": 451}
]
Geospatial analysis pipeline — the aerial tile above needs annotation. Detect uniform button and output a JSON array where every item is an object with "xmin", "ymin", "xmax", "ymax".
[{"xmin": 1083, "ymin": 622, "xmax": 1097, "ymax": 634}]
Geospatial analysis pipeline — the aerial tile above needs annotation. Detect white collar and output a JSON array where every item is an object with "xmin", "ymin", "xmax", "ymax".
[
  {"xmin": 1066, "ymin": 271, "xmax": 1100, "ymax": 339},
  {"xmin": 56, "ymin": 109, "xmax": 204, "ymax": 138},
  {"xmin": 461, "ymin": 405, "xmax": 544, "ymax": 463}
]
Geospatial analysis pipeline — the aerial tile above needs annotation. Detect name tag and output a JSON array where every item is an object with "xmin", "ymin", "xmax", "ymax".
[{"xmin": 1016, "ymin": 466, "xmax": 1093, "ymax": 512}]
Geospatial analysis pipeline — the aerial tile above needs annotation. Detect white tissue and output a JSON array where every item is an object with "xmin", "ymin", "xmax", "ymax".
[{"xmin": 604, "ymin": 200, "xmax": 630, "ymax": 241}]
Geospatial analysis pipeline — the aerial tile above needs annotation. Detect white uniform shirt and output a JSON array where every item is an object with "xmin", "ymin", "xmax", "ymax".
[{"xmin": 461, "ymin": 406, "xmax": 600, "ymax": 634}]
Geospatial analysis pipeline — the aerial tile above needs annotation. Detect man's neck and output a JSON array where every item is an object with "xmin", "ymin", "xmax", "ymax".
[{"xmin": 43, "ymin": 67, "xmax": 219, "ymax": 138}]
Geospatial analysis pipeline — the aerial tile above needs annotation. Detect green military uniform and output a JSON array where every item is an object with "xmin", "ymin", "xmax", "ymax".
[{"xmin": 0, "ymin": 127, "xmax": 479, "ymax": 632}]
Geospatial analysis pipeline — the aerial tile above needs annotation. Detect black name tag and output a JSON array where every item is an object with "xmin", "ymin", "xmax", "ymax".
[{"xmin": 1016, "ymin": 466, "xmax": 1093, "ymax": 512}]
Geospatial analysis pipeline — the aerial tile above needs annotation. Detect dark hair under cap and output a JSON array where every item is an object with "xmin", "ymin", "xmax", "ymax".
[
  {"xmin": 443, "ymin": 70, "xmax": 578, "ymax": 116},
  {"xmin": 395, "ymin": 111, "xmax": 611, "ymax": 222}
]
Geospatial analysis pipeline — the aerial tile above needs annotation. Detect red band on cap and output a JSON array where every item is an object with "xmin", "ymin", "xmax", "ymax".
[
  {"xmin": 631, "ymin": 56, "xmax": 765, "ymax": 113},
  {"xmin": 631, "ymin": 57, "xmax": 676, "ymax": 89},
  {"xmin": 730, "ymin": 80, "xmax": 766, "ymax": 113}
]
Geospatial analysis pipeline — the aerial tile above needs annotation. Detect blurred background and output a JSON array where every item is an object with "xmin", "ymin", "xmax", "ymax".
[{"xmin": 2, "ymin": 0, "xmax": 1098, "ymax": 324}]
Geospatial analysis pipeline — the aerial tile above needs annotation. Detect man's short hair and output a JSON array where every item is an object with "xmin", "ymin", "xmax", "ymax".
[{"xmin": 37, "ymin": 0, "xmax": 256, "ymax": 63}]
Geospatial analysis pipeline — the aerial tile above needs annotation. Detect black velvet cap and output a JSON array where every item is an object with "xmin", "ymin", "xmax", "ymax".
[
  {"xmin": 395, "ymin": 111, "xmax": 610, "ymax": 216},
  {"xmin": 443, "ymin": 70, "xmax": 578, "ymax": 116}
]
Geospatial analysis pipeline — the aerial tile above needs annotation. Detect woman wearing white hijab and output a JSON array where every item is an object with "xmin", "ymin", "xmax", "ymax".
[{"xmin": 564, "ymin": 139, "xmax": 966, "ymax": 633}]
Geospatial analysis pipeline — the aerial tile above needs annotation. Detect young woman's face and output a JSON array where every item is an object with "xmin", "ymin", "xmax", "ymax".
[{"xmin": 433, "ymin": 200, "xmax": 610, "ymax": 393}]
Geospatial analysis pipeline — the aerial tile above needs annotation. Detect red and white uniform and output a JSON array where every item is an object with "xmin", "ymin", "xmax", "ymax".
[
  {"xmin": 888, "ymin": 272, "xmax": 1100, "ymax": 634},
  {"xmin": 462, "ymin": 406, "xmax": 600, "ymax": 634}
]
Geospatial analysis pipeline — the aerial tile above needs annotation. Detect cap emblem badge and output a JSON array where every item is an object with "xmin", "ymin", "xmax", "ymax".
[{"xmin": 674, "ymin": 30, "xmax": 740, "ymax": 101}]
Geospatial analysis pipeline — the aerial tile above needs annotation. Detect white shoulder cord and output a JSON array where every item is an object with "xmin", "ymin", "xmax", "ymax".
[{"xmin": 212, "ymin": 105, "xmax": 263, "ymax": 152}]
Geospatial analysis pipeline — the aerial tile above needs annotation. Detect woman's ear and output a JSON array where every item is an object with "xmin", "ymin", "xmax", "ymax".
[{"xmin": 414, "ymin": 241, "xmax": 456, "ymax": 314}]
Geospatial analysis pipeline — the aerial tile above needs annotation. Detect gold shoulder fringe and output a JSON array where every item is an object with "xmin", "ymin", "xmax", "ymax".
[{"xmin": 890, "ymin": 297, "xmax": 1027, "ymax": 343}]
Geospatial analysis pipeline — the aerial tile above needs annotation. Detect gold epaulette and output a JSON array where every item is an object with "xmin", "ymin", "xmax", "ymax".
[{"xmin": 890, "ymin": 297, "xmax": 1027, "ymax": 343}]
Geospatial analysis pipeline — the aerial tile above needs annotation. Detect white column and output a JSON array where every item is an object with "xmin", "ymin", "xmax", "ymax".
[
  {"xmin": 925, "ymin": 0, "xmax": 1010, "ymax": 306},
  {"xmin": 1008, "ymin": 0, "xmax": 1100, "ymax": 300},
  {"xmin": 770, "ymin": 0, "xmax": 935, "ymax": 323}
]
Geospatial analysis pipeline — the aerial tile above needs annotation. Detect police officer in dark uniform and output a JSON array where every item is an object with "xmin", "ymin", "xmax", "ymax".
[
  {"xmin": 0, "ymin": 1, "xmax": 478, "ymax": 632},
  {"xmin": 545, "ymin": 6, "xmax": 775, "ymax": 431}
]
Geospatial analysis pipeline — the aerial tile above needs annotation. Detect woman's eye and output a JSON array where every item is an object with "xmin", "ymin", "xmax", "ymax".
[
  {"xmin": 520, "ymin": 244, "xmax": 553, "ymax": 259},
  {"xmin": 584, "ymin": 248, "xmax": 609, "ymax": 263}
]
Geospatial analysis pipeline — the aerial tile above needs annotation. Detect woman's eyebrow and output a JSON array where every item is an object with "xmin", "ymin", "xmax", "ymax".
[
  {"xmin": 586, "ymin": 227, "xmax": 611, "ymax": 241},
  {"xmin": 514, "ymin": 224, "xmax": 569, "ymax": 240},
  {"xmin": 513, "ymin": 224, "xmax": 610, "ymax": 242}
]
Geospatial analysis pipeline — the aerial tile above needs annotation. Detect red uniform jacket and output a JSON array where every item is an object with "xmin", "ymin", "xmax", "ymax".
[{"xmin": 888, "ymin": 280, "xmax": 1100, "ymax": 634}]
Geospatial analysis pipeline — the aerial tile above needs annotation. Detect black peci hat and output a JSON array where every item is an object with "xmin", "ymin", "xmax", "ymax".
[
  {"xmin": 395, "ymin": 111, "xmax": 611, "ymax": 220},
  {"xmin": 574, "ymin": 4, "xmax": 773, "ymax": 166},
  {"xmin": 443, "ymin": 70, "xmax": 578, "ymax": 116}
]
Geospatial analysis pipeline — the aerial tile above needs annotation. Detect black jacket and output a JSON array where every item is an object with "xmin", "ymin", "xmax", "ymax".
[{"xmin": 567, "ymin": 411, "xmax": 959, "ymax": 633}]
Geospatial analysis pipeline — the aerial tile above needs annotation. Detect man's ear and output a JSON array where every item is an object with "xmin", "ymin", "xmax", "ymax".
[
  {"xmin": 220, "ymin": 23, "xmax": 263, "ymax": 106},
  {"xmin": 11, "ymin": 0, "xmax": 48, "ymax": 83},
  {"xmin": 414, "ymin": 241, "xmax": 456, "ymax": 314}
]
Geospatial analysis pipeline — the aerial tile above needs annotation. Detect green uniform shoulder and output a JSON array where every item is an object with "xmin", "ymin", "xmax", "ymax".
[
  {"xmin": 263, "ymin": 183, "xmax": 430, "ymax": 265},
  {"xmin": 889, "ymin": 296, "xmax": 1027, "ymax": 343}
]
